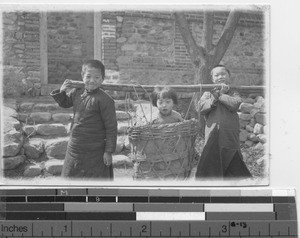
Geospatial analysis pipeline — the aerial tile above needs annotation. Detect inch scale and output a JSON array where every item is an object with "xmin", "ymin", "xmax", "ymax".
[
  {"xmin": 0, "ymin": 187, "xmax": 298, "ymax": 238},
  {"xmin": 0, "ymin": 220, "xmax": 297, "ymax": 237}
]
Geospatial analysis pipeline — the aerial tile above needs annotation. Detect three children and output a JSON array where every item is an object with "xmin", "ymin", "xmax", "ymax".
[
  {"xmin": 51, "ymin": 60, "xmax": 251, "ymax": 180},
  {"xmin": 50, "ymin": 59, "xmax": 117, "ymax": 179}
]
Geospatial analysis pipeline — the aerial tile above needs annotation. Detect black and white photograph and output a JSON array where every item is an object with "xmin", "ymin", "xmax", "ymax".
[{"xmin": 1, "ymin": 4, "xmax": 269, "ymax": 186}]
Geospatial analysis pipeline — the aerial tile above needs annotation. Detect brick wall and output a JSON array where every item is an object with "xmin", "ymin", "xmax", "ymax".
[
  {"xmin": 2, "ymin": 12, "xmax": 41, "ymax": 97},
  {"xmin": 47, "ymin": 12, "xmax": 94, "ymax": 83},
  {"xmin": 102, "ymin": 11, "xmax": 265, "ymax": 86},
  {"xmin": 102, "ymin": 17, "xmax": 118, "ymax": 70},
  {"xmin": 2, "ymin": 10, "xmax": 266, "ymax": 97},
  {"xmin": 3, "ymin": 12, "xmax": 40, "ymax": 72}
]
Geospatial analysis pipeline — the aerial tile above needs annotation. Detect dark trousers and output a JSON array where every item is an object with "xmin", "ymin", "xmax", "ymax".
[{"xmin": 195, "ymin": 125, "xmax": 252, "ymax": 179}]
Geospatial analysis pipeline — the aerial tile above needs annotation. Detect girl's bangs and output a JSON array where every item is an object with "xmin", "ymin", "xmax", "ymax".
[{"xmin": 158, "ymin": 90, "xmax": 172, "ymax": 99}]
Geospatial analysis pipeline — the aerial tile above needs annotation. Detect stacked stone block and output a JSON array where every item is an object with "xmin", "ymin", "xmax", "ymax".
[
  {"xmin": 2, "ymin": 93, "xmax": 267, "ymax": 179},
  {"xmin": 239, "ymin": 95, "xmax": 267, "ymax": 150},
  {"xmin": 2, "ymin": 99, "xmax": 134, "ymax": 178}
]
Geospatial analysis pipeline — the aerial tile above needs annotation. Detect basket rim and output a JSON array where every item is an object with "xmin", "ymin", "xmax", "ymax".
[{"xmin": 129, "ymin": 118, "xmax": 200, "ymax": 130}]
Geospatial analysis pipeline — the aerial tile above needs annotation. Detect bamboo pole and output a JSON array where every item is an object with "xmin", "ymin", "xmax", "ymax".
[
  {"xmin": 101, "ymin": 83, "xmax": 265, "ymax": 94},
  {"xmin": 66, "ymin": 81, "xmax": 265, "ymax": 94}
]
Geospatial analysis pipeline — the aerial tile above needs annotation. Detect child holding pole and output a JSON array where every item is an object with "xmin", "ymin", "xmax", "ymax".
[
  {"xmin": 195, "ymin": 65, "xmax": 252, "ymax": 179},
  {"xmin": 50, "ymin": 59, "xmax": 117, "ymax": 179}
]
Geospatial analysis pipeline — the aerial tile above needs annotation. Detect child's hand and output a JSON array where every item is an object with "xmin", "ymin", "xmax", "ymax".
[
  {"xmin": 219, "ymin": 84, "xmax": 230, "ymax": 94},
  {"xmin": 103, "ymin": 152, "xmax": 112, "ymax": 167},
  {"xmin": 60, "ymin": 79, "xmax": 73, "ymax": 92},
  {"xmin": 211, "ymin": 88, "xmax": 220, "ymax": 99}
]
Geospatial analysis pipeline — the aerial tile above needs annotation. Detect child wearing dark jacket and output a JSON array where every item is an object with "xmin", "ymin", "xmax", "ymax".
[
  {"xmin": 195, "ymin": 65, "xmax": 252, "ymax": 179},
  {"xmin": 50, "ymin": 59, "xmax": 117, "ymax": 179}
]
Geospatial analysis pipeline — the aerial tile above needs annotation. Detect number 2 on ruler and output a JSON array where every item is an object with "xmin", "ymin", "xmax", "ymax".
[{"xmin": 141, "ymin": 225, "xmax": 147, "ymax": 233}]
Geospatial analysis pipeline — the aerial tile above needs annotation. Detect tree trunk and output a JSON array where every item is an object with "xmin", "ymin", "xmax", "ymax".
[
  {"xmin": 174, "ymin": 9, "xmax": 242, "ymax": 138},
  {"xmin": 193, "ymin": 63, "xmax": 211, "ymax": 84},
  {"xmin": 212, "ymin": 10, "xmax": 241, "ymax": 66},
  {"xmin": 202, "ymin": 11, "xmax": 214, "ymax": 52},
  {"xmin": 174, "ymin": 12, "xmax": 205, "ymax": 67},
  {"xmin": 199, "ymin": 62, "xmax": 212, "ymax": 84},
  {"xmin": 175, "ymin": 10, "xmax": 241, "ymax": 82}
]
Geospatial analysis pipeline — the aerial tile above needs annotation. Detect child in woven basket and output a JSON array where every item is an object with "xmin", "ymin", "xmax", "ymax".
[{"xmin": 150, "ymin": 86, "xmax": 184, "ymax": 124}]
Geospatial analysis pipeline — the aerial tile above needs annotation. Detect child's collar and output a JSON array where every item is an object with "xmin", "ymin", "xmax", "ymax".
[
  {"xmin": 84, "ymin": 87, "xmax": 100, "ymax": 93},
  {"xmin": 81, "ymin": 87, "xmax": 99, "ymax": 99},
  {"xmin": 159, "ymin": 110, "xmax": 172, "ymax": 117}
]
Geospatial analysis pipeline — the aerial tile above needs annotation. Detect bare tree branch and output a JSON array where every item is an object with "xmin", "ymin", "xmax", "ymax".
[
  {"xmin": 212, "ymin": 10, "xmax": 241, "ymax": 66},
  {"xmin": 174, "ymin": 10, "xmax": 241, "ymax": 84},
  {"xmin": 174, "ymin": 12, "xmax": 205, "ymax": 66}
]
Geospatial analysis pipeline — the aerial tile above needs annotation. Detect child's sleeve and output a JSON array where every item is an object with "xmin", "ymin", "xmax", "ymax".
[
  {"xmin": 50, "ymin": 88, "xmax": 76, "ymax": 108},
  {"xmin": 218, "ymin": 91, "xmax": 242, "ymax": 112},
  {"xmin": 198, "ymin": 91, "xmax": 218, "ymax": 115},
  {"xmin": 100, "ymin": 97, "xmax": 118, "ymax": 153}
]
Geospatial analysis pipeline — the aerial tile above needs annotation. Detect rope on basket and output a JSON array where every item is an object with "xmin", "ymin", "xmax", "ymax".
[
  {"xmin": 183, "ymin": 82, "xmax": 203, "ymax": 120},
  {"xmin": 124, "ymin": 91, "xmax": 133, "ymax": 127},
  {"xmin": 132, "ymin": 84, "xmax": 151, "ymax": 124}
]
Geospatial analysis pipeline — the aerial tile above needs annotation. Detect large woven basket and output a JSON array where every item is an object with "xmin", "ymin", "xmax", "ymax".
[{"xmin": 128, "ymin": 119, "xmax": 200, "ymax": 180}]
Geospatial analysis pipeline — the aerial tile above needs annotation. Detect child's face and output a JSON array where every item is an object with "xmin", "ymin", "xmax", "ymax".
[
  {"xmin": 211, "ymin": 67, "xmax": 230, "ymax": 84},
  {"xmin": 82, "ymin": 67, "xmax": 103, "ymax": 91},
  {"xmin": 157, "ymin": 98, "xmax": 174, "ymax": 116}
]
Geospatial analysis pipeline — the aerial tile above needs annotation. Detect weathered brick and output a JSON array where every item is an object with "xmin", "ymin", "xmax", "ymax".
[{"xmin": 3, "ymin": 11, "xmax": 264, "ymax": 92}]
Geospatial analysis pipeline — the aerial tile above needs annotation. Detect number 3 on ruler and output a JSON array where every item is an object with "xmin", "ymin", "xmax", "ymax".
[{"xmin": 222, "ymin": 225, "xmax": 228, "ymax": 233}]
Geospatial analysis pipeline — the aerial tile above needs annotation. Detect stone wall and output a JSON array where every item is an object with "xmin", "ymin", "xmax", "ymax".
[
  {"xmin": 47, "ymin": 12, "xmax": 94, "ymax": 83},
  {"xmin": 238, "ymin": 95, "xmax": 266, "ymax": 148},
  {"xmin": 104, "ymin": 11, "xmax": 265, "ymax": 86},
  {"xmin": 2, "ymin": 10, "xmax": 266, "ymax": 98},
  {"xmin": 2, "ymin": 99, "xmax": 132, "ymax": 178},
  {"xmin": 3, "ymin": 91, "xmax": 267, "ymax": 179},
  {"xmin": 2, "ymin": 12, "xmax": 41, "ymax": 97}
]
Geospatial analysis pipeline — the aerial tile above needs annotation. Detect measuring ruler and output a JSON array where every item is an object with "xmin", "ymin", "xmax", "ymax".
[{"xmin": 0, "ymin": 188, "xmax": 297, "ymax": 237}]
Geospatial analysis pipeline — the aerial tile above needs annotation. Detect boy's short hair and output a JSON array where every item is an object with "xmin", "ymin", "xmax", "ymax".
[
  {"xmin": 82, "ymin": 59, "xmax": 105, "ymax": 79},
  {"xmin": 150, "ymin": 86, "xmax": 178, "ymax": 107},
  {"xmin": 211, "ymin": 64, "xmax": 231, "ymax": 76}
]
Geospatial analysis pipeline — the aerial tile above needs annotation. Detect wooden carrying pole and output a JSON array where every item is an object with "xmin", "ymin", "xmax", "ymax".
[
  {"xmin": 100, "ymin": 83, "xmax": 265, "ymax": 95},
  {"xmin": 67, "ymin": 81, "xmax": 265, "ymax": 95}
]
